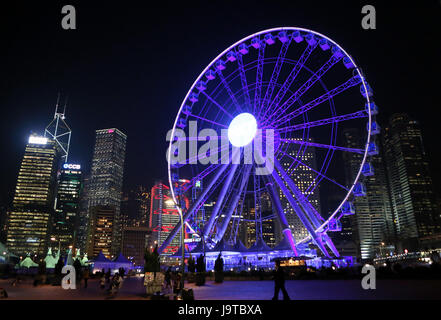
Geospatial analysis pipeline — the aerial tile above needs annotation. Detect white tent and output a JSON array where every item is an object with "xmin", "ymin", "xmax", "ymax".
[
  {"xmin": 44, "ymin": 248, "xmax": 57, "ymax": 268},
  {"xmin": 19, "ymin": 255, "xmax": 38, "ymax": 268},
  {"xmin": 81, "ymin": 253, "xmax": 89, "ymax": 266}
]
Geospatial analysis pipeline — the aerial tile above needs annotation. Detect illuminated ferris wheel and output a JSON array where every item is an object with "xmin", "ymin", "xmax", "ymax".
[{"xmin": 159, "ymin": 27, "xmax": 379, "ymax": 258}]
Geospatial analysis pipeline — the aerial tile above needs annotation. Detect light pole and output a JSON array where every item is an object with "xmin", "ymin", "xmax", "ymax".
[{"xmin": 176, "ymin": 205, "xmax": 185, "ymax": 291}]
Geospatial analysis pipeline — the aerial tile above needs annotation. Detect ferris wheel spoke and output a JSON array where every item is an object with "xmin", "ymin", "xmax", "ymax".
[
  {"xmin": 263, "ymin": 43, "xmax": 317, "ymax": 121},
  {"xmin": 159, "ymin": 163, "xmax": 230, "ymax": 253},
  {"xmin": 175, "ymin": 135, "xmax": 220, "ymax": 142},
  {"xmin": 177, "ymin": 142, "xmax": 229, "ymax": 166},
  {"xmin": 229, "ymin": 168, "xmax": 250, "ymax": 243},
  {"xmin": 200, "ymin": 91, "xmax": 234, "ymax": 119},
  {"xmin": 185, "ymin": 112, "xmax": 228, "ymax": 128},
  {"xmin": 216, "ymin": 69, "xmax": 243, "ymax": 114},
  {"xmin": 274, "ymin": 157, "xmax": 339, "ymax": 257},
  {"xmin": 264, "ymin": 176, "xmax": 298, "ymax": 256},
  {"xmin": 278, "ymin": 149, "xmax": 349, "ymax": 192},
  {"xmin": 214, "ymin": 164, "xmax": 252, "ymax": 243},
  {"xmin": 273, "ymin": 158, "xmax": 323, "ymax": 228},
  {"xmin": 253, "ymin": 42, "xmax": 266, "ymax": 115},
  {"xmin": 269, "ymin": 164, "xmax": 330, "ymax": 257},
  {"xmin": 236, "ymin": 52, "xmax": 252, "ymax": 112},
  {"xmin": 270, "ymin": 75, "xmax": 362, "ymax": 129},
  {"xmin": 202, "ymin": 163, "xmax": 240, "ymax": 239},
  {"xmin": 181, "ymin": 163, "xmax": 218, "ymax": 193},
  {"xmin": 264, "ymin": 54, "xmax": 342, "ymax": 125},
  {"xmin": 279, "ymin": 138, "xmax": 364, "ymax": 155},
  {"xmin": 253, "ymin": 172, "xmax": 263, "ymax": 241},
  {"xmin": 275, "ymin": 110, "xmax": 368, "ymax": 133},
  {"xmin": 258, "ymin": 40, "xmax": 291, "ymax": 119}
]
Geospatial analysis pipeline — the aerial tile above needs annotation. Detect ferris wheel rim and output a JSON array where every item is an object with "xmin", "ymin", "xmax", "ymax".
[{"xmin": 167, "ymin": 26, "xmax": 372, "ymax": 244}]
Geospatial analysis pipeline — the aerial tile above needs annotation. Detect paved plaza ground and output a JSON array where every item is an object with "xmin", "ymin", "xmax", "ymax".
[{"xmin": 1, "ymin": 277, "xmax": 441, "ymax": 300}]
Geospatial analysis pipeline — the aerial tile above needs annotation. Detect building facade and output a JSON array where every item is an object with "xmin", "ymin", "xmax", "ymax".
[
  {"xmin": 277, "ymin": 138, "xmax": 321, "ymax": 243},
  {"xmin": 239, "ymin": 193, "xmax": 276, "ymax": 248},
  {"xmin": 121, "ymin": 225, "xmax": 151, "ymax": 267},
  {"xmin": 260, "ymin": 191, "xmax": 276, "ymax": 247},
  {"xmin": 87, "ymin": 205, "xmax": 115, "ymax": 258},
  {"xmin": 121, "ymin": 186, "xmax": 150, "ymax": 227},
  {"xmin": 52, "ymin": 163, "xmax": 82, "ymax": 253},
  {"xmin": 149, "ymin": 181, "xmax": 181, "ymax": 255},
  {"xmin": 6, "ymin": 135, "xmax": 60, "ymax": 257},
  {"xmin": 342, "ymin": 128, "xmax": 393, "ymax": 260},
  {"xmin": 383, "ymin": 113, "xmax": 441, "ymax": 251},
  {"xmin": 87, "ymin": 128, "xmax": 127, "ymax": 256},
  {"xmin": 76, "ymin": 175, "xmax": 90, "ymax": 253}
]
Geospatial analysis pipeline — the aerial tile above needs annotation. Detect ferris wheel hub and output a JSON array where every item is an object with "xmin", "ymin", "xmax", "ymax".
[{"xmin": 227, "ymin": 112, "xmax": 257, "ymax": 147}]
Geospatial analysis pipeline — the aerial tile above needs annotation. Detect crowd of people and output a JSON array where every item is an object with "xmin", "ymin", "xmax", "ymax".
[{"xmin": 97, "ymin": 267, "xmax": 126, "ymax": 297}]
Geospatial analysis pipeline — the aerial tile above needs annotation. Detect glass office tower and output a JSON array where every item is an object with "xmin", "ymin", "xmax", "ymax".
[{"xmin": 6, "ymin": 135, "xmax": 60, "ymax": 257}]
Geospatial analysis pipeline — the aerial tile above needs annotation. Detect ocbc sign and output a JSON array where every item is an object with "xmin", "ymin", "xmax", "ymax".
[{"xmin": 63, "ymin": 164, "xmax": 81, "ymax": 170}]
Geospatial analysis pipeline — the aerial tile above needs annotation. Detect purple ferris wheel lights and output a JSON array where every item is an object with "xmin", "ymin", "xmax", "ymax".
[
  {"xmin": 165, "ymin": 27, "xmax": 373, "ymax": 261},
  {"xmin": 278, "ymin": 31, "xmax": 289, "ymax": 43}
]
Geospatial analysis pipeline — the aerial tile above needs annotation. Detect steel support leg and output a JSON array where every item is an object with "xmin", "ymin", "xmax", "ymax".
[
  {"xmin": 202, "ymin": 164, "xmax": 239, "ymax": 239},
  {"xmin": 273, "ymin": 159, "xmax": 339, "ymax": 257},
  {"xmin": 214, "ymin": 165, "xmax": 252, "ymax": 243},
  {"xmin": 158, "ymin": 163, "xmax": 229, "ymax": 253},
  {"xmin": 264, "ymin": 178, "xmax": 298, "ymax": 256},
  {"xmin": 273, "ymin": 159, "xmax": 321, "ymax": 228},
  {"xmin": 271, "ymin": 168, "xmax": 330, "ymax": 257}
]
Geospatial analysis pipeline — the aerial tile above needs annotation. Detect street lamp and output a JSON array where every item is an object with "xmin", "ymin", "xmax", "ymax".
[
  {"xmin": 51, "ymin": 237, "xmax": 61, "ymax": 254},
  {"xmin": 175, "ymin": 204, "xmax": 185, "ymax": 292}
]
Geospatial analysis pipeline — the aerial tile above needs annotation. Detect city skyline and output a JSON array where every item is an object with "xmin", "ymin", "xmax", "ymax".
[
  {"xmin": 2, "ymin": 1, "xmax": 441, "ymax": 305},
  {"xmin": 1, "ymin": 2, "xmax": 441, "ymax": 211},
  {"xmin": 0, "ymin": 1, "xmax": 440, "ymax": 263}
]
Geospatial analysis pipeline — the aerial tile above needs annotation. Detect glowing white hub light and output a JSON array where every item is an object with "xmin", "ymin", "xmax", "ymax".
[{"xmin": 227, "ymin": 112, "xmax": 257, "ymax": 147}]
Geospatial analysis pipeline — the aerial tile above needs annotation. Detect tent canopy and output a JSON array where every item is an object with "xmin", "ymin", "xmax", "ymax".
[
  {"xmin": 113, "ymin": 253, "xmax": 131, "ymax": 264},
  {"xmin": 93, "ymin": 251, "xmax": 111, "ymax": 263},
  {"xmin": 247, "ymin": 237, "xmax": 272, "ymax": 253},
  {"xmin": 233, "ymin": 239, "xmax": 249, "ymax": 253},
  {"xmin": 44, "ymin": 248, "xmax": 57, "ymax": 268},
  {"xmin": 19, "ymin": 256, "xmax": 38, "ymax": 268},
  {"xmin": 273, "ymin": 236, "xmax": 293, "ymax": 251}
]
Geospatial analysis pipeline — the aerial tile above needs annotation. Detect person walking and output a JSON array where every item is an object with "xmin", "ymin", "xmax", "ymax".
[
  {"xmin": 272, "ymin": 260, "xmax": 290, "ymax": 300},
  {"xmin": 83, "ymin": 268, "xmax": 90, "ymax": 288},
  {"xmin": 105, "ymin": 269, "xmax": 111, "ymax": 283},
  {"xmin": 165, "ymin": 267, "xmax": 172, "ymax": 293},
  {"xmin": 173, "ymin": 273, "xmax": 183, "ymax": 295},
  {"xmin": 99, "ymin": 274, "xmax": 106, "ymax": 290}
]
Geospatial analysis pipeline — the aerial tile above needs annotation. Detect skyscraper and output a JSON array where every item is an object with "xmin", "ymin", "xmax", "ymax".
[
  {"xmin": 6, "ymin": 135, "xmax": 61, "ymax": 257},
  {"xmin": 239, "ymin": 192, "xmax": 276, "ymax": 248},
  {"xmin": 149, "ymin": 181, "xmax": 181, "ymax": 255},
  {"xmin": 343, "ymin": 128, "xmax": 392, "ymax": 260},
  {"xmin": 261, "ymin": 191, "xmax": 276, "ymax": 247},
  {"xmin": 278, "ymin": 138, "xmax": 321, "ymax": 243},
  {"xmin": 121, "ymin": 225, "xmax": 151, "ymax": 267},
  {"xmin": 86, "ymin": 205, "xmax": 115, "ymax": 258},
  {"xmin": 383, "ymin": 113, "xmax": 441, "ymax": 251},
  {"xmin": 52, "ymin": 163, "xmax": 82, "ymax": 253},
  {"xmin": 121, "ymin": 186, "xmax": 150, "ymax": 227},
  {"xmin": 76, "ymin": 175, "xmax": 90, "ymax": 253},
  {"xmin": 87, "ymin": 128, "xmax": 127, "ymax": 256}
]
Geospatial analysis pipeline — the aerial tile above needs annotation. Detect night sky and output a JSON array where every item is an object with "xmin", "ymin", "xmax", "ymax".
[{"xmin": 1, "ymin": 1, "xmax": 440, "ymax": 207}]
